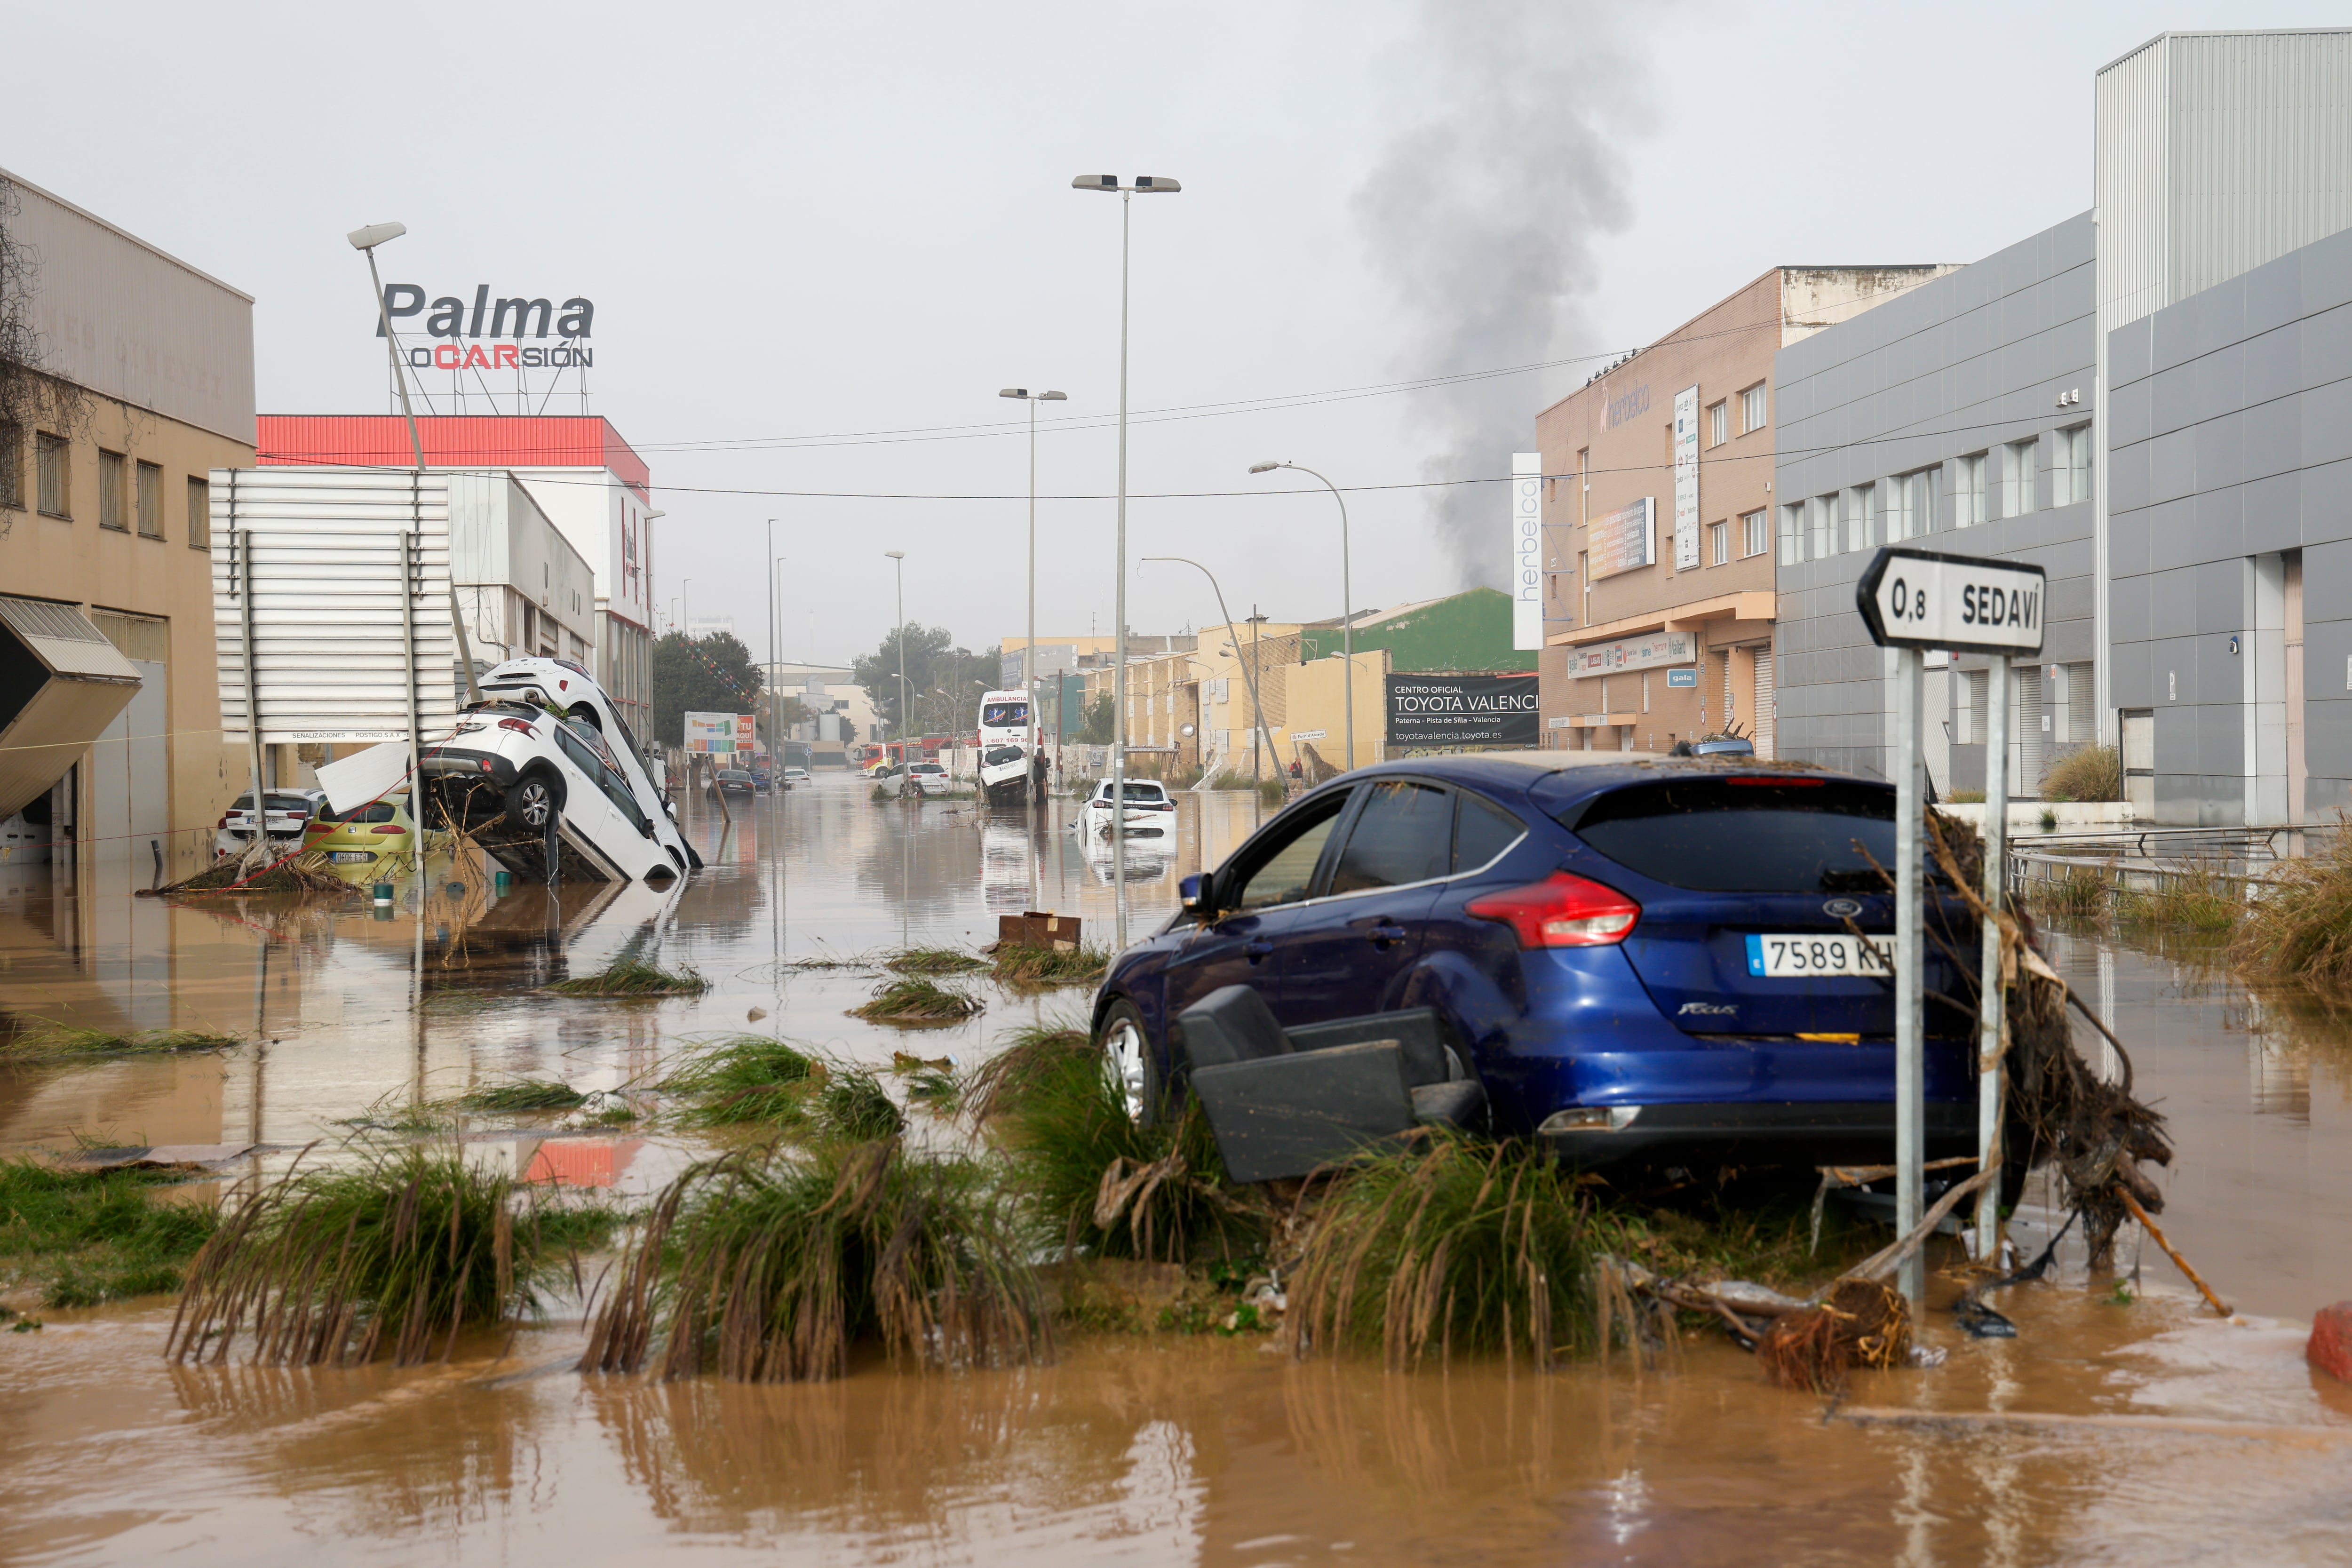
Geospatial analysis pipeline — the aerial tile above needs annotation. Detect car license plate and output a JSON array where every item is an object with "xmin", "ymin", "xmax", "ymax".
[
  {"xmin": 331, "ymin": 851, "xmax": 374, "ymax": 864},
  {"xmin": 1745, "ymin": 932, "xmax": 1893, "ymax": 978}
]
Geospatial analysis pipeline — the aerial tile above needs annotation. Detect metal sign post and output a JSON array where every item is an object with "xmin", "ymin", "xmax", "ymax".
[{"xmin": 1856, "ymin": 547, "xmax": 2046, "ymax": 1306}]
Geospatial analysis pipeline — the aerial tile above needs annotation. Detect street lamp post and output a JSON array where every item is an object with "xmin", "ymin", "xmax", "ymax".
[
  {"xmin": 1250, "ymin": 460, "xmax": 1356, "ymax": 771},
  {"xmin": 999, "ymin": 387, "xmax": 1068, "ymax": 800},
  {"xmin": 766, "ymin": 520, "xmax": 778, "ymax": 803},
  {"xmin": 885, "ymin": 550, "xmax": 907, "ymax": 776},
  {"xmin": 1073, "ymin": 174, "xmax": 1181, "ymax": 946},
  {"xmin": 1141, "ymin": 557, "xmax": 1270, "ymax": 826}
]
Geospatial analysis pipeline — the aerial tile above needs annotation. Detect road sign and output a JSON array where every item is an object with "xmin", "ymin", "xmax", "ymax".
[{"xmin": 1856, "ymin": 547, "xmax": 2047, "ymax": 658}]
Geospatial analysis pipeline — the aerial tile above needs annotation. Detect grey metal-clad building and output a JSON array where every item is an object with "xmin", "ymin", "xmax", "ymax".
[
  {"xmin": 1772, "ymin": 215, "xmax": 2098, "ymax": 792},
  {"xmin": 2106, "ymin": 222, "xmax": 2352, "ymax": 824}
]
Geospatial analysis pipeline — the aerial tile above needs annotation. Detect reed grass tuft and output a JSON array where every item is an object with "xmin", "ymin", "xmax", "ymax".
[
  {"xmin": 997, "ymin": 1044, "xmax": 1267, "ymax": 1264},
  {"xmin": 579, "ymin": 1139, "xmax": 1046, "ymax": 1382},
  {"xmin": 0, "ymin": 1160, "xmax": 219, "ymax": 1308},
  {"xmin": 852, "ymin": 976, "xmax": 983, "ymax": 1024},
  {"xmin": 548, "ymin": 957, "xmax": 711, "ymax": 996},
  {"xmin": 657, "ymin": 1035, "xmax": 822, "ymax": 1127},
  {"xmin": 168, "ymin": 1145, "xmax": 576, "ymax": 1367},
  {"xmin": 1, "ymin": 1023, "xmax": 244, "ymax": 1062},
  {"xmin": 2235, "ymin": 816, "xmax": 2352, "ymax": 990},
  {"xmin": 2028, "ymin": 866, "xmax": 2111, "ymax": 921},
  {"xmin": 815, "ymin": 1069, "xmax": 906, "ymax": 1141},
  {"xmin": 457, "ymin": 1078, "xmax": 588, "ymax": 1114},
  {"xmin": 884, "ymin": 946, "xmax": 987, "ymax": 975},
  {"xmin": 2042, "ymin": 744, "xmax": 2122, "ymax": 803},
  {"xmin": 964, "ymin": 1021, "xmax": 1093, "ymax": 1125},
  {"xmin": 990, "ymin": 943, "xmax": 1111, "ymax": 988},
  {"xmin": 2118, "ymin": 859, "xmax": 2242, "ymax": 934}
]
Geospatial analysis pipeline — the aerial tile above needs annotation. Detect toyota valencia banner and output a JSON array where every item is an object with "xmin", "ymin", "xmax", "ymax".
[{"xmin": 1386, "ymin": 673, "xmax": 1540, "ymax": 748}]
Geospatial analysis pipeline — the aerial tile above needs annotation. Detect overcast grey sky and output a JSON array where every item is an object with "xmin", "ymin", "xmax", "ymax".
[{"xmin": 9, "ymin": 1, "xmax": 2346, "ymax": 666}]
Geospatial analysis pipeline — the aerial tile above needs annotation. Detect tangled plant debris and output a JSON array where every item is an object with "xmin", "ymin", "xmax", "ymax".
[
  {"xmin": 851, "ymin": 976, "xmax": 984, "ymax": 1024},
  {"xmin": 1, "ymin": 1023, "xmax": 245, "ymax": 1062}
]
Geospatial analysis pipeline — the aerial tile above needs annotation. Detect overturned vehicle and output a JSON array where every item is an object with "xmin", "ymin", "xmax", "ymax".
[{"xmin": 420, "ymin": 657, "xmax": 699, "ymax": 883}]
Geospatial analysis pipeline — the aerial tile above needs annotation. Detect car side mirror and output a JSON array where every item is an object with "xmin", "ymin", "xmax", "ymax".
[{"xmin": 1180, "ymin": 873, "xmax": 1208, "ymax": 914}]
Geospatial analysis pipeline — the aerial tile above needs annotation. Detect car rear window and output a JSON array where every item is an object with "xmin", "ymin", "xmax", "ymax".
[{"xmin": 1565, "ymin": 778, "xmax": 1898, "ymax": 893}]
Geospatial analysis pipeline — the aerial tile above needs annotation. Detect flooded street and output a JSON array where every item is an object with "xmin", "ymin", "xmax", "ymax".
[{"xmin": 6, "ymin": 778, "xmax": 2352, "ymax": 1565}]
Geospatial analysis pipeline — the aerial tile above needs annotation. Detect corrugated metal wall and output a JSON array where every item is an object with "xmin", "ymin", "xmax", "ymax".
[
  {"xmin": 2097, "ymin": 29, "xmax": 2352, "ymax": 332},
  {"xmin": 210, "ymin": 468, "xmax": 458, "ymax": 745}
]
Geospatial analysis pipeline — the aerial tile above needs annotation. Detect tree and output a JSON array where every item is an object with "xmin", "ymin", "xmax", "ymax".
[
  {"xmin": 1079, "ymin": 693, "xmax": 1115, "ymax": 744},
  {"xmin": 853, "ymin": 624, "xmax": 1002, "ymax": 736},
  {"xmin": 0, "ymin": 178, "xmax": 86, "ymax": 538},
  {"xmin": 651, "ymin": 630, "xmax": 765, "ymax": 747}
]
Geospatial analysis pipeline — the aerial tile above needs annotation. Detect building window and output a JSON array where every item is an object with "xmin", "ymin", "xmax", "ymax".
[
  {"xmin": 1708, "ymin": 519, "xmax": 1729, "ymax": 565},
  {"xmin": 0, "ymin": 424, "xmax": 20, "ymax": 510},
  {"xmin": 2058, "ymin": 661, "xmax": 2096, "ymax": 742},
  {"xmin": 1740, "ymin": 509, "xmax": 1768, "ymax": 558},
  {"xmin": 1890, "ymin": 467, "xmax": 1938, "ymax": 541},
  {"xmin": 1576, "ymin": 447, "xmax": 1589, "ymax": 525},
  {"xmin": 1708, "ymin": 400, "xmax": 1729, "ymax": 447},
  {"xmin": 1740, "ymin": 382, "xmax": 1767, "ymax": 433},
  {"xmin": 1846, "ymin": 483, "xmax": 1874, "ymax": 553},
  {"xmin": 1809, "ymin": 495, "xmax": 1835, "ymax": 559},
  {"xmin": 135, "ymin": 461, "xmax": 163, "ymax": 539},
  {"xmin": 1778, "ymin": 503, "xmax": 1803, "ymax": 565},
  {"xmin": 2002, "ymin": 436, "xmax": 2039, "ymax": 517},
  {"xmin": 1955, "ymin": 453, "xmax": 1987, "ymax": 527},
  {"xmin": 36, "ymin": 432, "xmax": 68, "ymax": 517},
  {"xmin": 187, "ymin": 476, "xmax": 210, "ymax": 549},
  {"xmin": 2055, "ymin": 423, "xmax": 2091, "ymax": 505},
  {"xmin": 98, "ymin": 449, "xmax": 127, "ymax": 531}
]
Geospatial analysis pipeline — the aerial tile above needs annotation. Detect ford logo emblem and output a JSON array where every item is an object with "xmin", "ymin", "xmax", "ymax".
[{"xmin": 1823, "ymin": 897, "xmax": 1863, "ymax": 919}]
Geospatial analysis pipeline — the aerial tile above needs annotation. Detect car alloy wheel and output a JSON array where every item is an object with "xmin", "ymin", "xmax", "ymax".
[
  {"xmin": 510, "ymin": 775, "xmax": 556, "ymax": 830},
  {"xmin": 1097, "ymin": 1003, "xmax": 1156, "ymax": 1125}
]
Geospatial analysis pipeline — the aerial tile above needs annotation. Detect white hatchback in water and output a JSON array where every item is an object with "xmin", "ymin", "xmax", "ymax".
[{"xmin": 1078, "ymin": 778, "xmax": 1178, "ymax": 838}]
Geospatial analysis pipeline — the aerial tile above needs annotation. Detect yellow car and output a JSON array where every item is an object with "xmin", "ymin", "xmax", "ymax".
[{"xmin": 302, "ymin": 790, "xmax": 445, "ymax": 875}]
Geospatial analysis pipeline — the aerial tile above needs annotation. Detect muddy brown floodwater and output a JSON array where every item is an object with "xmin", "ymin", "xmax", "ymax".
[{"xmin": 5, "ymin": 776, "xmax": 2352, "ymax": 1565}]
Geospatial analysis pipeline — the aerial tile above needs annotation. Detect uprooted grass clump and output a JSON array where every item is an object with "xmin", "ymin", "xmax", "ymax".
[
  {"xmin": 657, "ymin": 1035, "xmax": 823, "ymax": 1127},
  {"xmin": 548, "ymin": 957, "xmax": 711, "ymax": 997},
  {"xmin": 0, "ymin": 1023, "xmax": 245, "ymax": 1062},
  {"xmin": 456, "ymin": 1078, "xmax": 589, "ymax": 1114},
  {"xmin": 816, "ymin": 1070, "xmax": 906, "ymax": 1142},
  {"xmin": 2235, "ymin": 814, "xmax": 2352, "ymax": 991},
  {"xmin": 990, "ymin": 943, "xmax": 1112, "ymax": 988},
  {"xmin": 997, "ymin": 1044, "xmax": 1267, "ymax": 1264},
  {"xmin": 0, "ymin": 1160, "xmax": 220, "ymax": 1308},
  {"xmin": 580, "ymin": 1139, "xmax": 1046, "ymax": 1382},
  {"xmin": 884, "ymin": 946, "xmax": 987, "ymax": 975},
  {"xmin": 2028, "ymin": 866, "xmax": 2111, "ymax": 921},
  {"xmin": 169, "ymin": 1146, "xmax": 596, "ymax": 1367},
  {"xmin": 851, "ymin": 976, "xmax": 983, "ymax": 1024}
]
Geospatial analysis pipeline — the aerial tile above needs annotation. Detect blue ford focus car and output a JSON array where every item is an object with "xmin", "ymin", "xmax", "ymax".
[{"xmin": 1090, "ymin": 753, "xmax": 1979, "ymax": 1168}]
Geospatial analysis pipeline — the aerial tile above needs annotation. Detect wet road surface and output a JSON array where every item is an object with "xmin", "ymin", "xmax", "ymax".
[{"xmin": 4, "ymin": 772, "xmax": 2352, "ymax": 1564}]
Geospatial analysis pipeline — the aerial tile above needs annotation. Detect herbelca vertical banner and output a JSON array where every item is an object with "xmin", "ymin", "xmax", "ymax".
[
  {"xmin": 1673, "ymin": 386, "xmax": 1700, "ymax": 572},
  {"xmin": 1512, "ymin": 452, "xmax": 1542, "ymax": 650}
]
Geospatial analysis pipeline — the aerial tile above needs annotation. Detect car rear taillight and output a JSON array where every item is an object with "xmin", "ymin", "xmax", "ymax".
[
  {"xmin": 1466, "ymin": 871, "xmax": 1641, "ymax": 948},
  {"xmin": 499, "ymin": 718, "xmax": 537, "ymax": 738},
  {"xmin": 376, "ymin": 824, "xmax": 407, "ymax": 835}
]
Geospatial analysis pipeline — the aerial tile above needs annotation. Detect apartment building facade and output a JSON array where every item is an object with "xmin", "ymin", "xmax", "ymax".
[{"xmin": 1536, "ymin": 267, "xmax": 1954, "ymax": 756}]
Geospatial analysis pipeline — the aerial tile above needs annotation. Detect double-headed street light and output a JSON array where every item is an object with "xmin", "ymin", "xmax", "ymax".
[
  {"xmin": 1073, "ymin": 174, "xmax": 1181, "ymax": 944},
  {"xmin": 999, "ymin": 387, "xmax": 1067, "ymax": 800},
  {"xmin": 1141, "ymin": 556, "xmax": 1271, "ymax": 823},
  {"xmin": 1250, "ymin": 460, "xmax": 1356, "ymax": 770}
]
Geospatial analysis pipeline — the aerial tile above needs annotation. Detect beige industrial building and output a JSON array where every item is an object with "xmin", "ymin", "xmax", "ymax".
[
  {"xmin": 1535, "ymin": 267, "xmax": 1957, "ymax": 756},
  {"xmin": 0, "ymin": 168, "xmax": 254, "ymax": 888}
]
